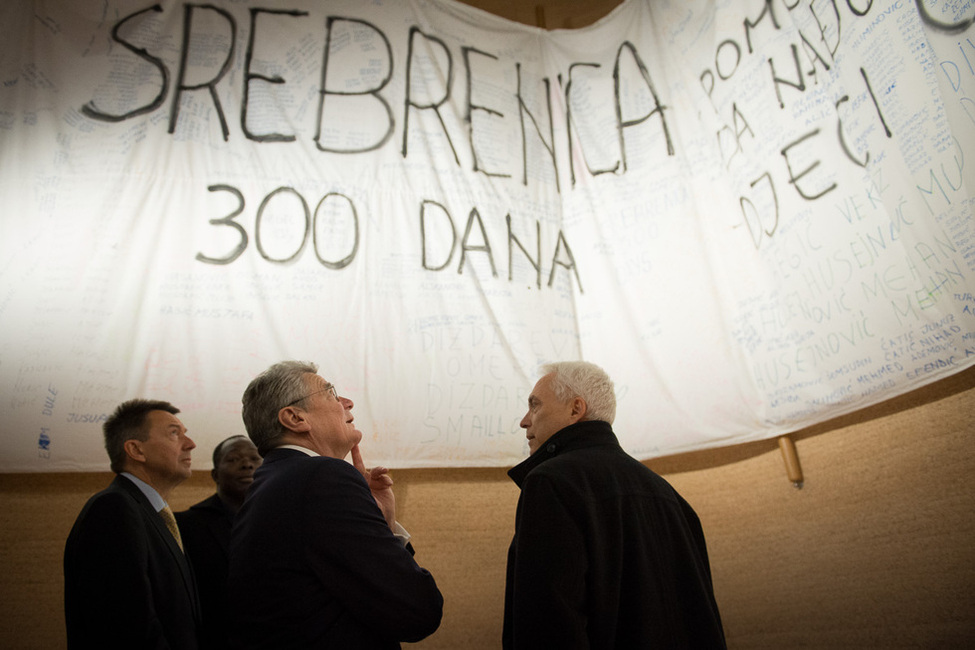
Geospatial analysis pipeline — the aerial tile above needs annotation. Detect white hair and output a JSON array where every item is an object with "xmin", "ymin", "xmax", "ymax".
[{"xmin": 541, "ymin": 361, "xmax": 616, "ymax": 425}]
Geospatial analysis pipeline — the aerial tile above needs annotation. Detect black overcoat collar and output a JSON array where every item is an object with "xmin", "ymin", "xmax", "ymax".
[{"xmin": 507, "ymin": 419, "xmax": 619, "ymax": 488}]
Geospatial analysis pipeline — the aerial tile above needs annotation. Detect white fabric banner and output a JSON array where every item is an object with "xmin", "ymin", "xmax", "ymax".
[{"xmin": 1, "ymin": 0, "xmax": 973, "ymax": 471}]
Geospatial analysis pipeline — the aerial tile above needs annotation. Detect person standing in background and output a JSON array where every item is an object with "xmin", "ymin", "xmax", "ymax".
[{"xmin": 177, "ymin": 435, "xmax": 262, "ymax": 650}]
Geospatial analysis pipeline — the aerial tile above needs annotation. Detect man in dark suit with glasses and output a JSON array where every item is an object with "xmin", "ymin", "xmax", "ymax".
[{"xmin": 227, "ymin": 360, "xmax": 443, "ymax": 649}]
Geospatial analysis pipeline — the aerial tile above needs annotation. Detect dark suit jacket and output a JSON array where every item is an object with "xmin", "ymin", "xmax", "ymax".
[
  {"xmin": 177, "ymin": 494, "xmax": 234, "ymax": 650},
  {"xmin": 227, "ymin": 448, "xmax": 443, "ymax": 649},
  {"xmin": 64, "ymin": 474, "xmax": 201, "ymax": 650}
]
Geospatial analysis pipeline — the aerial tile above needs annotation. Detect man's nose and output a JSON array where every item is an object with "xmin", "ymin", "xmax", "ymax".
[{"xmin": 340, "ymin": 396, "xmax": 354, "ymax": 409}]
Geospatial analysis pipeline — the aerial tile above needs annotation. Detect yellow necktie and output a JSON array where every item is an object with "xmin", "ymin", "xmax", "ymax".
[{"xmin": 159, "ymin": 505, "xmax": 184, "ymax": 552}]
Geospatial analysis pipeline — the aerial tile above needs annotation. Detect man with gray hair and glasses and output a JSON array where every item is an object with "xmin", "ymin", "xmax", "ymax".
[
  {"xmin": 503, "ymin": 361, "xmax": 726, "ymax": 649},
  {"xmin": 227, "ymin": 360, "xmax": 443, "ymax": 649}
]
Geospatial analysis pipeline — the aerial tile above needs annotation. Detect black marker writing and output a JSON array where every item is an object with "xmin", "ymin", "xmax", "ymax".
[
  {"xmin": 197, "ymin": 184, "xmax": 359, "ymax": 268},
  {"xmin": 419, "ymin": 199, "xmax": 583, "ymax": 292}
]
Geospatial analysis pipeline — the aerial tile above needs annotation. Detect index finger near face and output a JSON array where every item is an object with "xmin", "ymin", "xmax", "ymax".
[{"xmin": 350, "ymin": 444, "xmax": 366, "ymax": 474}]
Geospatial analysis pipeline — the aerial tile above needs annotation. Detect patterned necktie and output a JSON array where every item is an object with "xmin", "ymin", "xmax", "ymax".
[{"xmin": 158, "ymin": 505, "xmax": 184, "ymax": 552}]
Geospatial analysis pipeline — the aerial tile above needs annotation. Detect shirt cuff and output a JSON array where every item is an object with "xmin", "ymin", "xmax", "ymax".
[{"xmin": 392, "ymin": 521, "xmax": 411, "ymax": 547}]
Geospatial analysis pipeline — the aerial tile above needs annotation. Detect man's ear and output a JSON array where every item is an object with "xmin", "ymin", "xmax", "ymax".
[
  {"xmin": 123, "ymin": 439, "xmax": 146, "ymax": 465},
  {"xmin": 278, "ymin": 406, "xmax": 311, "ymax": 434},
  {"xmin": 569, "ymin": 396, "xmax": 588, "ymax": 423}
]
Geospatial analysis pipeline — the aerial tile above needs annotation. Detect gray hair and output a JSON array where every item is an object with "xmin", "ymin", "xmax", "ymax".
[
  {"xmin": 541, "ymin": 361, "xmax": 616, "ymax": 425},
  {"xmin": 241, "ymin": 360, "xmax": 318, "ymax": 454}
]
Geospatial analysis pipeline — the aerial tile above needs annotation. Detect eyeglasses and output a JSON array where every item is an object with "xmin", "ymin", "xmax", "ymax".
[{"xmin": 283, "ymin": 383, "xmax": 338, "ymax": 409}]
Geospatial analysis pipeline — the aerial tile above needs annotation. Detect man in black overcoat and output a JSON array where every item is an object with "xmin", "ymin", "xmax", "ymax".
[{"xmin": 503, "ymin": 361, "xmax": 726, "ymax": 649}]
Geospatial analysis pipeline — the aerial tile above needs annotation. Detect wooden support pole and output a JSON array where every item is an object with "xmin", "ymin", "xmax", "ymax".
[
  {"xmin": 535, "ymin": 5, "xmax": 547, "ymax": 29},
  {"xmin": 778, "ymin": 435, "xmax": 804, "ymax": 489}
]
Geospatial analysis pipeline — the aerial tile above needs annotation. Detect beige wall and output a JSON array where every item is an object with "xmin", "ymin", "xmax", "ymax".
[{"xmin": 2, "ymin": 366, "xmax": 973, "ymax": 648}]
